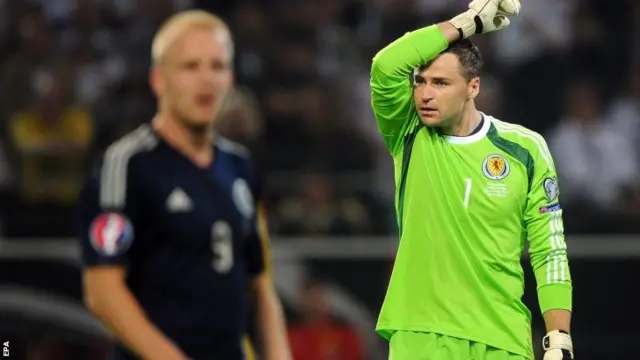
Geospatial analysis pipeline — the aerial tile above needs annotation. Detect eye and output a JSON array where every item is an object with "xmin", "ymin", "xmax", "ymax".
[
  {"xmin": 182, "ymin": 60, "xmax": 199, "ymax": 70},
  {"xmin": 211, "ymin": 59, "xmax": 229, "ymax": 71},
  {"xmin": 433, "ymin": 79, "xmax": 447, "ymax": 88}
]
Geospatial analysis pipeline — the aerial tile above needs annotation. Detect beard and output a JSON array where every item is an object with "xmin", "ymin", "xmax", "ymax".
[
  {"xmin": 178, "ymin": 116, "xmax": 210, "ymax": 134},
  {"xmin": 172, "ymin": 106, "xmax": 213, "ymax": 137}
]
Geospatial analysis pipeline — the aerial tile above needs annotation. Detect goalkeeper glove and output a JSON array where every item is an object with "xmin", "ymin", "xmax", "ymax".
[
  {"xmin": 543, "ymin": 330, "xmax": 574, "ymax": 360},
  {"xmin": 449, "ymin": 0, "xmax": 521, "ymax": 39}
]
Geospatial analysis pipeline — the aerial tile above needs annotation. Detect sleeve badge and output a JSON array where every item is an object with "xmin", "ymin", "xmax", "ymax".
[
  {"xmin": 543, "ymin": 177, "xmax": 559, "ymax": 201},
  {"xmin": 89, "ymin": 213, "xmax": 134, "ymax": 256}
]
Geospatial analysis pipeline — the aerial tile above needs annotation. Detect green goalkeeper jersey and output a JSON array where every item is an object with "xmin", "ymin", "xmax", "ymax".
[{"xmin": 371, "ymin": 26, "xmax": 572, "ymax": 359}]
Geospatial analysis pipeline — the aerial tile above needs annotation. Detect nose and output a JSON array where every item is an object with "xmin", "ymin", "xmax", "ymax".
[
  {"xmin": 201, "ymin": 67, "xmax": 217, "ymax": 82},
  {"xmin": 421, "ymin": 84, "xmax": 436, "ymax": 102},
  {"xmin": 199, "ymin": 71, "xmax": 221, "ymax": 92}
]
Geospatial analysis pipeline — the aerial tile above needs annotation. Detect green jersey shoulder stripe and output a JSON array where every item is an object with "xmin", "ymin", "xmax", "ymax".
[
  {"xmin": 397, "ymin": 127, "xmax": 420, "ymax": 235},
  {"xmin": 491, "ymin": 118, "xmax": 555, "ymax": 171},
  {"xmin": 486, "ymin": 122, "xmax": 535, "ymax": 191}
]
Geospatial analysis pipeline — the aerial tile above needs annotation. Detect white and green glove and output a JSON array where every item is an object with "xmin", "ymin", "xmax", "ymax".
[
  {"xmin": 543, "ymin": 330, "xmax": 574, "ymax": 360},
  {"xmin": 448, "ymin": 0, "xmax": 521, "ymax": 39}
]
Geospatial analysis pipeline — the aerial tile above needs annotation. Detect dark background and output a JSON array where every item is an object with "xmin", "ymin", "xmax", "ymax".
[{"xmin": 0, "ymin": 0, "xmax": 638, "ymax": 359}]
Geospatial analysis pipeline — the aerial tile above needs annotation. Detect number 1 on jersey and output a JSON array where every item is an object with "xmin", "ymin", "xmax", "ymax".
[{"xmin": 463, "ymin": 178, "xmax": 472, "ymax": 208}]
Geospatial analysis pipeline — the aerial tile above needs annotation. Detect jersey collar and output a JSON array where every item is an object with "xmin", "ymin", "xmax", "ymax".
[{"xmin": 443, "ymin": 112, "xmax": 491, "ymax": 145}]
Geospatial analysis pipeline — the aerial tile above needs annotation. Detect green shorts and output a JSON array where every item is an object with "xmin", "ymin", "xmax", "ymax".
[{"xmin": 389, "ymin": 331, "xmax": 528, "ymax": 360}]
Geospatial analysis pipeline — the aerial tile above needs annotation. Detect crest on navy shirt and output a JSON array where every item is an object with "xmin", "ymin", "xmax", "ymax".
[{"xmin": 232, "ymin": 178, "xmax": 254, "ymax": 219}]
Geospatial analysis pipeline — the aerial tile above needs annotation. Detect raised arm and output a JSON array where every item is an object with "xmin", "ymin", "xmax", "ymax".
[
  {"xmin": 371, "ymin": 0, "xmax": 521, "ymax": 155},
  {"xmin": 370, "ymin": 24, "xmax": 456, "ymax": 154}
]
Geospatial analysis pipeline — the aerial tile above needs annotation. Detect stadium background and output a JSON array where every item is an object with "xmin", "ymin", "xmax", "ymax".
[{"xmin": 0, "ymin": 0, "xmax": 638, "ymax": 359}]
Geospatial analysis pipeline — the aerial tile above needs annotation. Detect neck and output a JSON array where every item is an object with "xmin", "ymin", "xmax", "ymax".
[
  {"xmin": 441, "ymin": 103, "xmax": 481, "ymax": 136},
  {"xmin": 153, "ymin": 112, "xmax": 214, "ymax": 167}
]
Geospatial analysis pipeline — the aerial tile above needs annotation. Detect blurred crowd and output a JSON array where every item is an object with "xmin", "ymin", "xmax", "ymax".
[
  {"xmin": 1, "ymin": 1, "xmax": 638, "ymax": 359},
  {"xmin": 0, "ymin": 0, "xmax": 638, "ymax": 238}
]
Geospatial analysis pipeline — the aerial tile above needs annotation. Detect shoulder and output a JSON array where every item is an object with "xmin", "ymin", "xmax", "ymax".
[
  {"xmin": 97, "ymin": 124, "xmax": 159, "ymax": 176},
  {"xmin": 104, "ymin": 125, "xmax": 158, "ymax": 159},
  {"xmin": 85, "ymin": 125, "xmax": 159, "ymax": 207},
  {"xmin": 215, "ymin": 136, "xmax": 256, "ymax": 175},
  {"xmin": 215, "ymin": 136, "xmax": 264, "ymax": 196},
  {"xmin": 215, "ymin": 136, "xmax": 252, "ymax": 160},
  {"xmin": 488, "ymin": 115, "xmax": 557, "ymax": 173},
  {"xmin": 489, "ymin": 116, "xmax": 552, "ymax": 157}
]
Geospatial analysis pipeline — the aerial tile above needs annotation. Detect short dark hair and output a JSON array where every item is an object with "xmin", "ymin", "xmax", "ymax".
[{"xmin": 419, "ymin": 39, "xmax": 484, "ymax": 81}]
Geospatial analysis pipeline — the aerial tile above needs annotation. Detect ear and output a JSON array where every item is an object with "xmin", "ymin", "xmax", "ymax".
[
  {"xmin": 468, "ymin": 77, "xmax": 480, "ymax": 100},
  {"xmin": 149, "ymin": 65, "xmax": 164, "ymax": 97}
]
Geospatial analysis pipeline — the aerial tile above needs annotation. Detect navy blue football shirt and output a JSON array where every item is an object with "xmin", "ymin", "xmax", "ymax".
[{"xmin": 78, "ymin": 124, "xmax": 268, "ymax": 359}]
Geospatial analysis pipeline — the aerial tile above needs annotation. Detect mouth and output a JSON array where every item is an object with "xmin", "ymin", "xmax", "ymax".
[
  {"xmin": 195, "ymin": 94, "xmax": 215, "ymax": 107},
  {"xmin": 419, "ymin": 106, "xmax": 438, "ymax": 116}
]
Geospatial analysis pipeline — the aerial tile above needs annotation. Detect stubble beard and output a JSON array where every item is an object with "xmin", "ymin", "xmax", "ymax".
[{"xmin": 172, "ymin": 104, "xmax": 213, "ymax": 138}]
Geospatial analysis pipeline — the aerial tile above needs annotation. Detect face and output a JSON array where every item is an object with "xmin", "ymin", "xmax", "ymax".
[
  {"xmin": 151, "ymin": 25, "xmax": 234, "ymax": 131},
  {"xmin": 413, "ymin": 53, "xmax": 479, "ymax": 127}
]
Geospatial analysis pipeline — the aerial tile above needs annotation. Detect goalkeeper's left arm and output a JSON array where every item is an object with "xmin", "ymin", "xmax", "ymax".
[{"xmin": 523, "ymin": 135, "xmax": 574, "ymax": 360}]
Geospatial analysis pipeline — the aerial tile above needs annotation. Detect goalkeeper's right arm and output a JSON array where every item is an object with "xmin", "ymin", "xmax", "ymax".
[
  {"xmin": 370, "ymin": 0, "xmax": 520, "ymax": 154},
  {"xmin": 370, "ymin": 24, "xmax": 455, "ymax": 154},
  {"xmin": 372, "ymin": 0, "xmax": 521, "ymax": 88},
  {"xmin": 372, "ymin": 23, "xmax": 460, "ymax": 76}
]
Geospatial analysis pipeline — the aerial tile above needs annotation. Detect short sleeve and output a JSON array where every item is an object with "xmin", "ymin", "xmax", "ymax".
[
  {"xmin": 78, "ymin": 160, "xmax": 141, "ymax": 268},
  {"xmin": 244, "ymin": 203, "xmax": 269, "ymax": 276},
  {"xmin": 243, "ymin": 162, "xmax": 270, "ymax": 276}
]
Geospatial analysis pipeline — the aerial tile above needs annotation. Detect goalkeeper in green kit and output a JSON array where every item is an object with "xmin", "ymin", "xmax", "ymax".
[{"xmin": 371, "ymin": 0, "xmax": 574, "ymax": 359}]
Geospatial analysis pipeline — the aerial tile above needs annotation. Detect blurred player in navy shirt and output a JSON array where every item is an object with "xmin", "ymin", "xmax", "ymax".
[{"xmin": 78, "ymin": 10, "xmax": 291, "ymax": 360}]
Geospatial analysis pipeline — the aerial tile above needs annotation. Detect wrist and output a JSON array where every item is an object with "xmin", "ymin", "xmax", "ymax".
[
  {"xmin": 438, "ymin": 22, "xmax": 463, "ymax": 43},
  {"xmin": 448, "ymin": 10, "xmax": 479, "ymax": 39},
  {"xmin": 543, "ymin": 330, "xmax": 573, "ymax": 351},
  {"xmin": 143, "ymin": 340, "xmax": 187, "ymax": 360}
]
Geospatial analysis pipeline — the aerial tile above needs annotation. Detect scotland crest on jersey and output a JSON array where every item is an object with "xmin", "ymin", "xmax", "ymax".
[
  {"xmin": 89, "ymin": 213, "xmax": 134, "ymax": 256},
  {"xmin": 482, "ymin": 154, "xmax": 510, "ymax": 180},
  {"xmin": 232, "ymin": 178, "xmax": 254, "ymax": 219}
]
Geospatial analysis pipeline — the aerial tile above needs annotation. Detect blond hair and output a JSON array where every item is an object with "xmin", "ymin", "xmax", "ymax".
[{"xmin": 151, "ymin": 10, "xmax": 234, "ymax": 65}]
